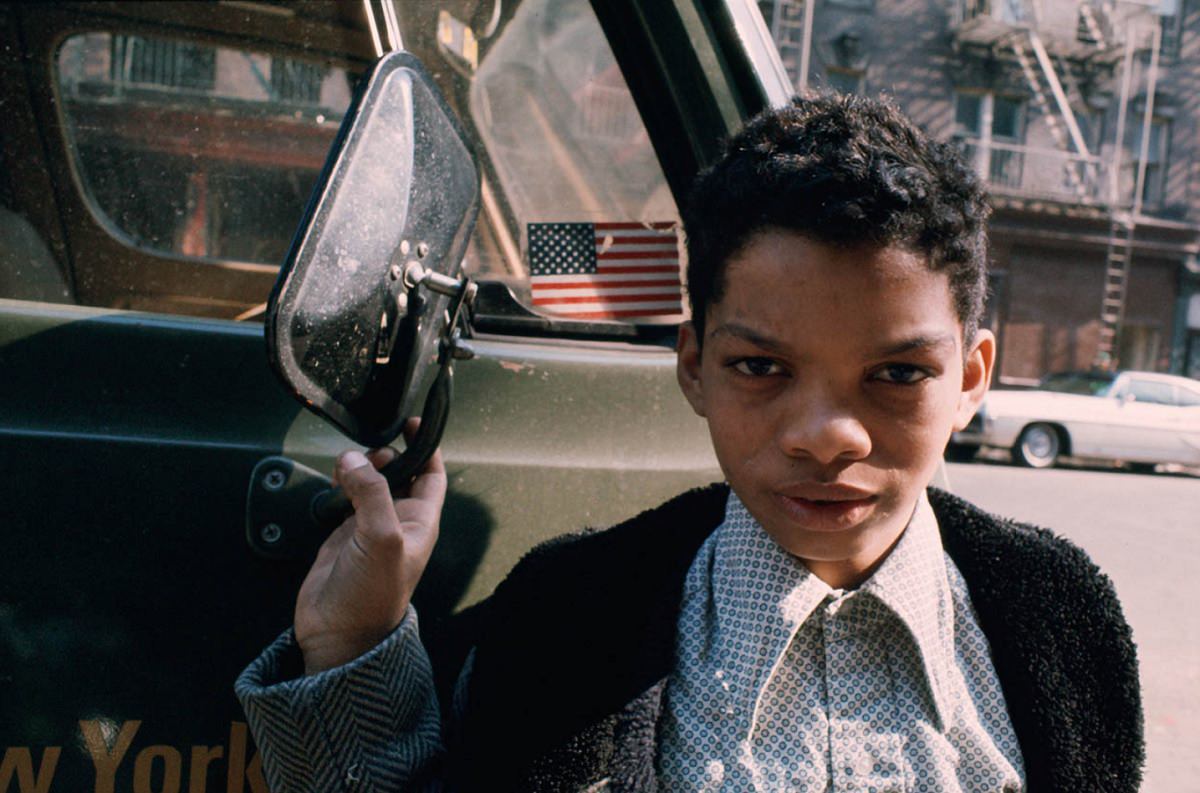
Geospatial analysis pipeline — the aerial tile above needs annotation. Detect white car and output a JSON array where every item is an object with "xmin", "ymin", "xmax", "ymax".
[{"xmin": 951, "ymin": 370, "xmax": 1200, "ymax": 470}]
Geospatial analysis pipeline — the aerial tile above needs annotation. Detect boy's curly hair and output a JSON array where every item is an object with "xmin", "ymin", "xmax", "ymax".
[{"xmin": 682, "ymin": 93, "xmax": 991, "ymax": 342}]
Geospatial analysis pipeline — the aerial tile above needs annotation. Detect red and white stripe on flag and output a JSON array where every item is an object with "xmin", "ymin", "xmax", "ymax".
[{"xmin": 528, "ymin": 221, "xmax": 684, "ymax": 321}]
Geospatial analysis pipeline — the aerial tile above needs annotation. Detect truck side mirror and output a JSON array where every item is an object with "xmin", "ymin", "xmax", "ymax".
[
  {"xmin": 267, "ymin": 50, "xmax": 479, "ymax": 448},
  {"xmin": 247, "ymin": 51, "xmax": 480, "ymax": 559}
]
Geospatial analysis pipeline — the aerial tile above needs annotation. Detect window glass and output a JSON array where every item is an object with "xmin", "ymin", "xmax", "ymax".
[
  {"xmin": 47, "ymin": 1, "xmax": 682, "ymax": 326},
  {"xmin": 1127, "ymin": 379, "xmax": 1174, "ymax": 405},
  {"xmin": 826, "ymin": 69, "xmax": 863, "ymax": 95},
  {"xmin": 991, "ymin": 97, "xmax": 1022, "ymax": 140},
  {"xmin": 1039, "ymin": 372, "xmax": 1115, "ymax": 396},
  {"xmin": 953, "ymin": 93, "xmax": 1022, "ymax": 140},
  {"xmin": 1128, "ymin": 118, "xmax": 1169, "ymax": 204},
  {"xmin": 1177, "ymin": 385, "xmax": 1200, "ymax": 407},
  {"xmin": 56, "ymin": 33, "xmax": 353, "ymax": 265},
  {"xmin": 953, "ymin": 92, "xmax": 1024, "ymax": 189},
  {"xmin": 461, "ymin": 0, "xmax": 684, "ymax": 321},
  {"xmin": 1160, "ymin": 0, "xmax": 1186, "ymax": 60},
  {"xmin": 954, "ymin": 93, "xmax": 982, "ymax": 135}
]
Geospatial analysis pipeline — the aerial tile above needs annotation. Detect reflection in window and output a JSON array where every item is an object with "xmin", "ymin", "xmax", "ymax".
[
  {"xmin": 56, "ymin": 32, "xmax": 353, "ymax": 265},
  {"xmin": 111, "ymin": 36, "xmax": 215, "ymax": 90}
]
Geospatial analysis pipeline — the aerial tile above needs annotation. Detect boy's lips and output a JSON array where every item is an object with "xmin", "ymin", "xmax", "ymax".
[
  {"xmin": 778, "ymin": 483, "xmax": 876, "ymax": 501},
  {"xmin": 774, "ymin": 485, "xmax": 878, "ymax": 531}
]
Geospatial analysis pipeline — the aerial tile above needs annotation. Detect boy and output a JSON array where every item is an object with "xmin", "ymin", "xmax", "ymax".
[{"xmin": 237, "ymin": 95, "xmax": 1142, "ymax": 791}]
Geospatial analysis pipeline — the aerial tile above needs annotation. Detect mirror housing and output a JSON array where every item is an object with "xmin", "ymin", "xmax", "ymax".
[{"xmin": 266, "ymin": 51, "xmax": 480, "ymax": 448}]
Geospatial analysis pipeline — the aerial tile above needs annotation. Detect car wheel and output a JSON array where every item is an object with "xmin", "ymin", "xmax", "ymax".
[
  {"xmin": 1128, "ymin": 462, "xmax": 1157, "ymax": 475},
  {"xmin": 1013, "ymin": 423, "xmax": 1062, "ymax": 468}
]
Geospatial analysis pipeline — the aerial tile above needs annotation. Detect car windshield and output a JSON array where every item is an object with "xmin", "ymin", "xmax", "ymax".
[{"xmin": 1038, "ymin": 372, "xmax": 1117, "ymax": 396}]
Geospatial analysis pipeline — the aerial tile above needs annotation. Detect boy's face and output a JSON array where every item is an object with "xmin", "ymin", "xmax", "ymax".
[{"xmin": 677, "ymin": 229, "xmax": 994, "ymax": 586}]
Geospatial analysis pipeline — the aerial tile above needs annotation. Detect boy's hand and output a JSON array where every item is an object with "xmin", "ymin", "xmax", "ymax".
[{"xmin": 294, "ymin": 424, "xmax": 446, "ymax": 674}]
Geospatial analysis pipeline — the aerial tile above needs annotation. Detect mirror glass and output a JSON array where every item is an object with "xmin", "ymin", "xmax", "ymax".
[{"xmin": 267, "ymin": 51, "xmax": 479, "ymax": 447}]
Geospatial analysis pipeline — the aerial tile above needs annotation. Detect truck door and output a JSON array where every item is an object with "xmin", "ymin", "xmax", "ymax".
[{"xmin": 0, "ymin": 1, "xmax": 787, "ymax": 790}]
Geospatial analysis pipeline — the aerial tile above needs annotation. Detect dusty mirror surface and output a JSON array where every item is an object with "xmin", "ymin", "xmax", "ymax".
[{"xmin": 268, "ymin": 50, "xmax": 479, "ymax": 447}]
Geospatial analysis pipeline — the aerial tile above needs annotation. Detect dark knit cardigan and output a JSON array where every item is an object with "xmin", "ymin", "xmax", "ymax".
[{"xmin": 443, "ymin": 485, "xmax": 1142, "ymax": 792}]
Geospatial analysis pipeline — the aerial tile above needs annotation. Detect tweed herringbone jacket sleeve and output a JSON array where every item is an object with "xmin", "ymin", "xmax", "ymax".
[{"xmin": 235, "ymin": 607, "xmax": 447, "ymax": 792}]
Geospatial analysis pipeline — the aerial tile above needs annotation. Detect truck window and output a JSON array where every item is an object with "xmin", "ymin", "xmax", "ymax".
[
  {"xmin": 56, "ymin": 32, "xmax": 353, "ymax": 268},
  {"xmin": 406, "ymin": 0, "xmax": 686, "ymax": 324},
  {"xmin": 24, "ymin": 1, "xmax": 684, "ymax": 326}
]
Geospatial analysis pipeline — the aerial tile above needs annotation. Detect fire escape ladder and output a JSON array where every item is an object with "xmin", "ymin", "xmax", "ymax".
[
  {"xmin": 1095, "ymin": 214, "xmax": 1136, "ymax": 364},
  {"xmin": 770, "ymin": 0, "xmax": 809, "ymax": 77},
  {"xmin": 1011, "ymin": 30, "xmax": 1091, "ymax": 196},
  {"xmin": 1052, "ymin": 51, "xmax": 1101, "ymax": 194}
]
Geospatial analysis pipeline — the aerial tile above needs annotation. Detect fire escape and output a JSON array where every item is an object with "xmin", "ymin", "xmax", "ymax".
[{"xmin": 951, "ymin": 0, "xmax": 1165, "ymax": 368}]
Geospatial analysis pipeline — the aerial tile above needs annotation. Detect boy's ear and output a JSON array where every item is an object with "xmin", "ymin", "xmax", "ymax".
[
  {"xmin": 676, "ymin": 321, "xmax": 707, "ymax": 418},
  {"xmin": 955, "ymin": 328, "xmax": 996, "ymax": 430}
]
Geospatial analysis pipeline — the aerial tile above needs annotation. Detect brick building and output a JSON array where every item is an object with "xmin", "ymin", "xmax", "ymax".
[{"xmin": 760, "ymin": 0, "xmax": 1200, "ymax": 383}]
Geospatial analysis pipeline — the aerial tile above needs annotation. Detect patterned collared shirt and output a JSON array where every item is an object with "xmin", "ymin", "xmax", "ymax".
[{"xmin": 657, "ymin": 491, "xmax": 1025, "ymax": 792}]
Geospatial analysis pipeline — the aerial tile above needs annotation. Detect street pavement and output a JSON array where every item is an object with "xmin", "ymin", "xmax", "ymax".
[{"xmin": 946, "ymin": 459, "xmax": 1199, "ymax": 793}]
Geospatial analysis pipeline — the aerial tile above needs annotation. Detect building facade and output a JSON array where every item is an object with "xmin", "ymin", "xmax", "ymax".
[{"xmin": 761, "ymin": 0, "xmax": 1200, "ymax": 383}]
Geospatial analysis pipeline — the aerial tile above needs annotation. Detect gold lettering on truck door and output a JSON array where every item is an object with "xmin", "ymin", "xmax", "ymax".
[
  {"xmin": 0, "ymin": 746, "xmax": 61, "ymax": 793},
  {"xmin": 79, "ymin": 719, "xmax": 140, "ymax": 793}
]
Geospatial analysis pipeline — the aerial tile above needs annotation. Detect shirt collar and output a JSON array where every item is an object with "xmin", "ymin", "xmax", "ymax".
[
  {"xmin": 712, "ymin": 489, "xmax": 956, "ymax": 730},
  {"xmin": 709, "ymin": 493, "xmax": 831, "ymax": 708},
  {"xmin": 859, "ymin": 490, "xmax": 956, "ymax": 729}
]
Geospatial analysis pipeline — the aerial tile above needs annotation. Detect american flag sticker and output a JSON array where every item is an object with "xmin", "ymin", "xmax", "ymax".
[{"xmin": 528, "ymin": 222, "xmax": 683, "ymax": 321}]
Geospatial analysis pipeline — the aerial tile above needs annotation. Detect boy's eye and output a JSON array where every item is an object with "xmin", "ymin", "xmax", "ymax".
[
  {"xmin": 732, "ymin": 357, "xmax": 784, "ymax": 377},
  {"xmin": 873, "ymin": 363, "xmax": 930, "ymax": 385}
]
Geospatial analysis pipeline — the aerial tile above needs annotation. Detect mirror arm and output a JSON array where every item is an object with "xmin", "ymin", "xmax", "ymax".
[
  {"xmin": 309, "ymin": 361, "xmax": 453, "ymax": 530},
  {"xmin": 404, "ymin": 260, "xmax": 479, "ymax": 302}
]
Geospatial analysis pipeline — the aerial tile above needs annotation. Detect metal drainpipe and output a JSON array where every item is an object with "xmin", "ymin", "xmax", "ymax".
[
  {"xmin": 1108, "ymin": 28, "xmax": 1136, "ymax": 208},
  {"xmin": 799, "ymin": 0, "xmax": 815, "ymax": 91},
  {"xmin": 1132, "ymin": 21, "xmax": 1162, "ymax": 218}
]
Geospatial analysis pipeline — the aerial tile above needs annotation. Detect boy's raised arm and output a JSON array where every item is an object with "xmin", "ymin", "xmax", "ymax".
[
  {"xmin": 235, "ymin": 429, "xmax": 451, "ymax": 791},
  {"xmin": 295, "ymin": 445, "xmax": 446, "ymax": 673}
]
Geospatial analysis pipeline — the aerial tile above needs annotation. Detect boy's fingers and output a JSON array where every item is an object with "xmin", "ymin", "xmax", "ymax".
[
  {"xmin": 366, "ymin": 446, "xmax": 398, "ymax": 468},
  {"xmin": 408, "ymin": 447, "xmax": 446, "ymax": 505},
  {"xmin": 337, "ymin": 451, "xmax": 402, "ymax": 550}
]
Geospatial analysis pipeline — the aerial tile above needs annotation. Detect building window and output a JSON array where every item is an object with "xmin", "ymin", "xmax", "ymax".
[
  {"xmin": 1117, "ymin": 324, "xmax": 1163, "ymax": 372},
  {"xmin": 1160, "ymin": 0, "xmax": 1186, "ymax": 61},
  {"xmin": 826, "ymin": 0, "xmax": 875, "ymax": 10},
  {"xmin": 825, "ymin": 68, "xmax": 863, "ymax": 95},
  {"xmin": 1129, "ymin": 118, "xmax": 1170, "ymax": 205},
  {"xmin": 954, "ymin": 92, "xmax": 1024, "ymax": 188}
]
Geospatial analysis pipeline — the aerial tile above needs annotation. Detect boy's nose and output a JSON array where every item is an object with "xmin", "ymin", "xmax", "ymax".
[{"xmin": 775, "ymin": 389, "xmax": 871, "ymax": 465}]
